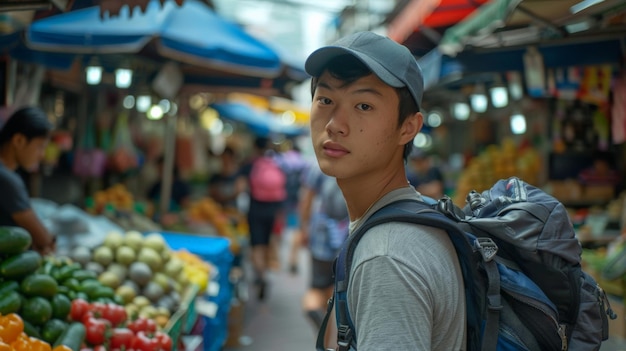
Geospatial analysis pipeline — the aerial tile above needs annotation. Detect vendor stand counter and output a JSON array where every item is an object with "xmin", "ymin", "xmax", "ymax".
[{"xmin": 159, "ymin": 232, "xmax": 235, "ymax": 351}]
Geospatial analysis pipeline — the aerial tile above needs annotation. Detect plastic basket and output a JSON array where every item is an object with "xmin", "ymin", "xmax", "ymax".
[{"xmin": 165, "ymin": 284, "xmax": 200, "ymax": 350}]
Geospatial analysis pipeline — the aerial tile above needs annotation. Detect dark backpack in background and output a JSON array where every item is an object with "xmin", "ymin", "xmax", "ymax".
[{"xmin": 317, "ymin": 177, "xmax": 616, "ymax": 351}]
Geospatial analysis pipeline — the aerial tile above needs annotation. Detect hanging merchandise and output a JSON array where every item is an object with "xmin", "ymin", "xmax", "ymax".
[
  {"xmin": 579, "ymin": 65, "xmax": 612, "ymax": 106},
  {"xmin": 72, "ymin": 112, "xmax": 108, "ymax": 178},
  {"xmin": 611, "ymin": 67, "xmax": 626, "ymax": 144},
  {"xmin": 523, "ymin": 46, "xmax": 546, "ymax": 97},
  {"xmin": 555, "ymin": 67, "xmax": 581, "ymax": 100},
  {"xmin": 175, "ymin": 118, "xmax": 195, "ymax": 174},
  {"xmin": 108, "ymin": 112, "xmax": 139, "ymax": 173}
]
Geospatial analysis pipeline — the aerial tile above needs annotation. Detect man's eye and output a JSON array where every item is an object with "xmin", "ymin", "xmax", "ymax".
[
  {"xmin": 317, "ymin": 97, "xmax": 332, "ymax": 105},
  {"xmin": 357, "ymin": 103, "xmax": 372, "ymax": 111}
]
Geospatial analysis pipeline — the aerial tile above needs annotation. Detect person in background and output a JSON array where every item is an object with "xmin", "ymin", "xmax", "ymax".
[
  {"xmin": 0, "ymin": 106, "xmax": 56, "ymax": 255},
  {"xmin": 406, "ymin": 149, "xmax": 445, "ymax": 199},
  {"xmin": 147, "ymin": 154, "xmax": 191, "ymax": 218},
  {"xmin": 299, "ymin": 164, "xmax": 348, "ymax": 347},
  {"xmin": 238, "ymin": 136, "xmax": 287, "ymax": 300},
  {"xmin": 275, "ymin": 142, "xmax": 309, "ymax": 274},
  {"xmin": 305, "ymin": 31, "xmax": 465, "ymax": 349},
  {"xmin": 208, "ymin": 146, "xmax": 245, "ymax": 210}
]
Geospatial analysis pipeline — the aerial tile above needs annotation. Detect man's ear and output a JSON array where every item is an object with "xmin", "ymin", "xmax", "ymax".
[
  {"xmin": 11, "ymin": 134, "xmax": 27, "ymax": 148},
  {"xmin": 399, "ymin": 112, "xmax": 423, "ymax": 145}
]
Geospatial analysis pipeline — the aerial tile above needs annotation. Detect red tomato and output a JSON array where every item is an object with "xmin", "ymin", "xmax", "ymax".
[
  {"xmin": 101, "ymin": 304, "xmax": 127, "ymax": 327},
  {"xmin": 131, "ymin": 332, "xmax": 160, "ymax": 351},
  {"xmin": 70, "ymin": 299, "xmax": 90, "ymax": 321},
  {"xmin": 109, "ymin": 328, "xmax": 134, "ymax": 350},
  {"xmin": 92, "ymin": 346, "xmax": 107, "ymax": 351},
  {"xmin": 127, "ymin": 318, "xmax": 157, "ymax": 334},
  {"xmin": 154, "ymin": 331, "xmax": 172, "ymax": 351},
  {"xmin": 84, "ymin": 316, "xmax": 111, "ymax": 345}
]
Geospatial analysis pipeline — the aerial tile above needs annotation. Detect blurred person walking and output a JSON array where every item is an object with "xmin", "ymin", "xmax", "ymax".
[
  {"xmin": 238, "ymin": 136, "xmax": 287, "ymax": 300},
  {"xmin": 406, "ymin": 149, "xmax": 444, "ymax": 199},
  {"xmin": 299, "ymin": 164, "xmax": 348, "ymax": 347},
  {"xmin": 209, "ymin": 146, "xmax": 245, "ymax": 210}
]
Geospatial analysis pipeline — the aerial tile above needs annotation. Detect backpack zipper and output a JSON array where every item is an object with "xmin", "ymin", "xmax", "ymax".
[{"xmin": 504, "ymin": 288, "xmax": 566, "ymax": 350}]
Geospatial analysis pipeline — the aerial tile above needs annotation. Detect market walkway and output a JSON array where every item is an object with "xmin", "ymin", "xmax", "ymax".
[{"xmin": 223, "ymin": 229, "xmax": 317, "ymax": 351}]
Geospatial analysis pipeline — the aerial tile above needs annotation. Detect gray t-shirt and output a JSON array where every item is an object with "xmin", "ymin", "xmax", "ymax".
[
  {"xmin": 347, "ymin": 186, "xmax": 466, "ymax": 351},
  {"xmin": 0, "ymin": 161, "xmax": 31, "ymax": 226}
]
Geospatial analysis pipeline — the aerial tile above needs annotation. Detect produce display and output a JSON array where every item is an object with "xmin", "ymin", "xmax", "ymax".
[
  {"xmin": 454, "ymin": 138, "xmax": 542, "ymax": 206},
  {"xmin": 0, "ymin": 226, "xmax": 211, "ymax": 351},
  {"xmin": 173, "ymin": 197, "xmax": 247, "ymax": 255}
]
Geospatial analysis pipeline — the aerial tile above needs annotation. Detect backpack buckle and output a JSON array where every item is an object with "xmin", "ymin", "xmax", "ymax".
[
  {"xmin": 337, "ymin": 324, "xmax": 353, "ymax": 348},
  {"xmin": 476, "ymin": 237, "xmax": 498, "ymax": 262}
]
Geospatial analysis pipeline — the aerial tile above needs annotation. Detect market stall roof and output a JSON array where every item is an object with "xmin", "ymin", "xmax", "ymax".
[
  {"xmin": 420, "ymin": 0, "xmax": 626, "ymax": 89},
  {"xmin": 25, "ymin": 0, "xmax": 285, "ymax": 78},
  {"xmin": 439, "ymin": 0, "xmax": 626, "ymax": 56},
  {"xmin": 211, "ymin": 101, "xmax": 308, "ymax": 137},
  {"xmin": 387, "ymin": 0, "xmax": 490, "ymax": 47}
]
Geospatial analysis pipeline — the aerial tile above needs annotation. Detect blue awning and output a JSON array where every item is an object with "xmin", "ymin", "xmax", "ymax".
[
  {"xmin": 211, "ymin": 102, "xmax": 307, "ymax": 137},
  {"xmin": 26, "ymin": 0, "xmax": 285, "ymax": 77}
]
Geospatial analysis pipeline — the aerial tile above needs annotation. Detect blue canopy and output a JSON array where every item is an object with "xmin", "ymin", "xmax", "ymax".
[
  {"xmin": 26, "ymin": 0, "xmax": 284, "ymax": 77},
  {"xmin": 211, "ymin": 102, "xmax": 307, "ymax": 137}
]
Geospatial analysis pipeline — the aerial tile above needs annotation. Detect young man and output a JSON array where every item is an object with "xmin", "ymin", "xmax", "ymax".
[
  {"xmin": 0, "ymin": 106, "xmax": 56, "ymax": 255},
  {"xmin": 305, "ymin": 31, "xmax": 466, "ymax": 350}
]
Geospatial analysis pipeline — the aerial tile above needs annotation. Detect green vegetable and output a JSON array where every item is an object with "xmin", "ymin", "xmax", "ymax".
[
  {"xmin": 53, "ymin": 322, "xmax": 86, "ymax": 351},
  {"xmin": 21, "ymin": 296, "xmax": 53, "ymax": 326},
  {"xmin": 0, "ymin": 250, "xmax": 42, "ymax": 280},
  {"xmin": 52, "ymin": 263, "xmax": 81, "ymax": 283},
  {"xmin": 0, "ymin": 290, "xmax": 22, "ymax": 314},
  {"xmin": 0, "ymin": 280, "xmax": 19, "ymax": 295},
  {"xmin": 22, "ymin": 320, "xmax": 41, "ymax": 338},
  {"xmin": 72, "ymin": 270, "xmax": 98, "ymax": 282},
  {"xmin": 41, "ymin": 319, "xmax": 68, "ymax": 344},
  {"xmin": 0, "ymin": 226, "xmax": 32, "ymax": 255},
  {"xmin": 50, "ymin": 294, "xmax": 72, "ymax": 320},
  {"xmin": 20, "ymin": 274, "xmax": 59, "ymax": 298}
]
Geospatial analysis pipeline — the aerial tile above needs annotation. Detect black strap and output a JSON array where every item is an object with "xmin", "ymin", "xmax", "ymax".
[{"xmin": 316, "ymin": 295, "xmax": 336, "ymax": 351}]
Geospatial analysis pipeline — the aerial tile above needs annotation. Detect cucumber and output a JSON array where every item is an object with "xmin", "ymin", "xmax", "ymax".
[
  {"xmin": 23, "ymin": 320, "xmax": 41, "ymax": 339},
  {"xmin": 0, "ymin": 226, "xmax": 32, "ymax": 255},
  {"xmin": 20, "ymin": 274, "xmax": 59, "ymax": 298},
  {"xmin": 50, "ymin": 294, "xmax": 72, "ymax": 320},
  {"xmin": 0, "ymin": 250, "xmax": 42, "ymax": 280},
  {"xmin": 72, "ymin": 270, "xmax": 98, "ymax": 282},
  {"xmin": 0, "ymin": 280, "xmax": 19, "ymax": 295},
  {"xmin": 21, "ymin": 296, "xmax": 53, "ymax": 326},
  {"xmin": 41, "ymin": 319, "xmax": 68, "ymax": 345},
  {"xmin": 53, "ymin": 322, "xmax": 86, "ymax": 351},
  {"xmin": 0, "ymin": 290, "xmax": 22, "ymax": 314}
]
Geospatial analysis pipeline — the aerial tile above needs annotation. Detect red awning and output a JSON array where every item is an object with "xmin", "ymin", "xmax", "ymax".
[{"xmin": 388, "ymin": 0, "xmax": 489, "ymax": 43}]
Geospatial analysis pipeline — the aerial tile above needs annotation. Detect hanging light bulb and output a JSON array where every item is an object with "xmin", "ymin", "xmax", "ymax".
[
  {"xmin": 490, "ymin": 75, "xmax": 509, "ymax": 108},
  {"xmin": 470, "ymin": 83, "xmax": 488, "ymax": 113},
  {"xmin": 510, "ymin": 113, "xmax": 527, "ymax": 135},
  {"xmin": 115, "ymin": 68, "xmax": 133, "ymax": 89},
  {"xmin": 85, "ymin": 65, "xmax": 103, "ymax": 85},
  {"xmin": 452, "ymin": 102, "xmax": 470, "ymax": 120}
]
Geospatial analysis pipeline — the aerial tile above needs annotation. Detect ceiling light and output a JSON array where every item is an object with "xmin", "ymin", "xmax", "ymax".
[
  {"xmin": 85, "ymin": 66, "xmax": 102, "ymax": 85},
  {"xmin": 136, "ymin": 95, "xmax": 152, "ymax": 113},
  {"xmin": 570, "ymin": 0, "xmax": 604, "ymax": 14},
  {"xmin": 510, "ymin": 113, "xmax": 527, "ymax": 135},
  {"xmin": 115, "ymin": 68, "xmax": 132, "ymax": 89},
  {"xmin": 565, "ymin": 19, "xmax": 593, "ymax": 33},
  {"xmin": 490, "ymin": 86, "xmax": 509, "ymax": 108},
  {"xmin": 452, "ymin": 102, "xmax": 470, "ymax": 121},
  {"xmin": 470, "ymin": 84, "xmax": 488, "ymax": 113}
]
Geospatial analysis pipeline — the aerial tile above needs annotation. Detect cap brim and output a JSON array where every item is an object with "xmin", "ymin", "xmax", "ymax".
[{"xmin": 305, "ymin": 46, "xmax": 405, "ymax": 88}]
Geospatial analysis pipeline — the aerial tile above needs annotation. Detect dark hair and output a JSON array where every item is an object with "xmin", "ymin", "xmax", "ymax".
[
  {"xmin": 0, "ymin": 107, "xmax": 53, "ymax": 145},
  {"xmin": 254, "ymin": 136, "xmax": 269, "ymax": 150},
  {"xmin": 310, "ymin": 54, "xmax": 418, "ymax": 161}
]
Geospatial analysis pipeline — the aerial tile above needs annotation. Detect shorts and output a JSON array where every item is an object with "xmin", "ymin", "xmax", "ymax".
[
  {"xmin": 248, "ymin": 201, "xmax": 282, "ymax": 246},
  {"xmin": 311, "ymin": 257, "xmax": 334, "ymax": 289}
]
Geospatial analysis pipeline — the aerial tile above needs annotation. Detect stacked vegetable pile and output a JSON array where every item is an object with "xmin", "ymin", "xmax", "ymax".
[
  {"xmin": 0, "ymin": 227, "xmax": 193, "ymax": 351},
  {"xmin": 68, "ymin": 231, "xmax": 210, "ymax": 326}
]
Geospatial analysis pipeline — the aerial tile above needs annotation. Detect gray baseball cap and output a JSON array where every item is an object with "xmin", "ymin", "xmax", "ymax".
[{"xmin": 305, "ymin": 31, "xmax": 424, "ymax": 110}]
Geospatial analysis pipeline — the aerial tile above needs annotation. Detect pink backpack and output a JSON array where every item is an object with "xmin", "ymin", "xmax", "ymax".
[{"xmin": 249, "ymin": 156, "xmax": 287, "ymax": 202}]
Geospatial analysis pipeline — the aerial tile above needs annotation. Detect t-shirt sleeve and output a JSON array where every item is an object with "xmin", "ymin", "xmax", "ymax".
[
  {"xmin": 0, "ymin": 171, "xmax": 31, "ymax": 215},
  {"xmin": 349, "ymin": 256, "xmax": 434, "ymax": 350}
]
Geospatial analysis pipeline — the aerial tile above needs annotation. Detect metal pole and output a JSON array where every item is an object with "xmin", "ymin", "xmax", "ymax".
[{"xmin": 159, "ymin": 107, "xmax": 177, "ymax": 216}]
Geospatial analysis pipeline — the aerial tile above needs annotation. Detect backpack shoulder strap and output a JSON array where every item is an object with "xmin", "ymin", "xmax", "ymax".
[{"xmin": 317, "ymin": 198, "xmax": 502, "ymax": 351}]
